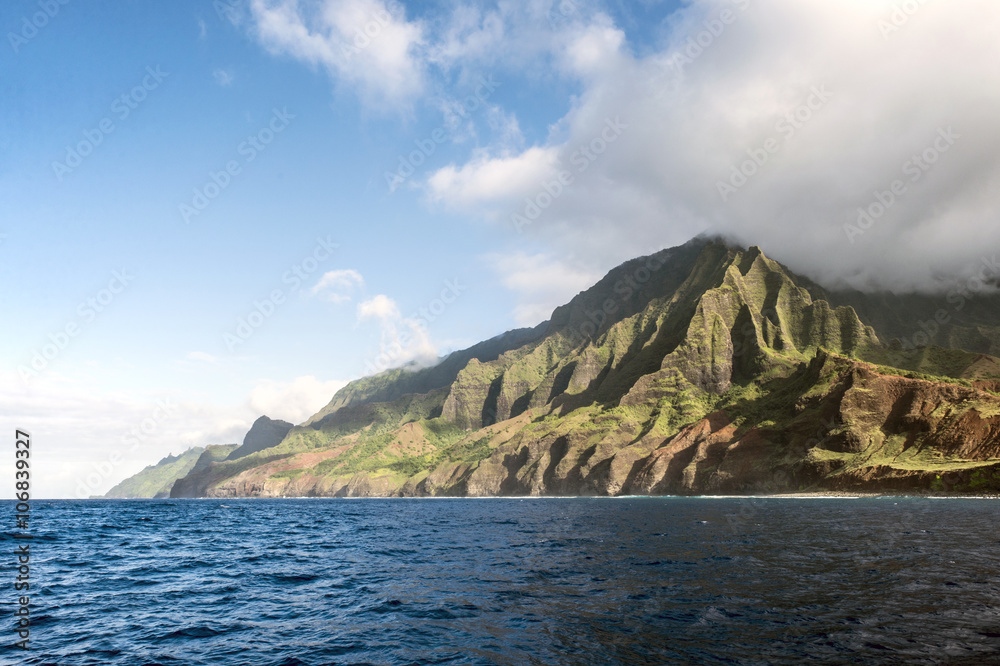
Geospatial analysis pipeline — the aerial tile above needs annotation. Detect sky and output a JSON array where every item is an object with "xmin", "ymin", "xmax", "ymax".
[{"xmin": 2, "ymin": 0, "xmax": 999, "ymax": 498}]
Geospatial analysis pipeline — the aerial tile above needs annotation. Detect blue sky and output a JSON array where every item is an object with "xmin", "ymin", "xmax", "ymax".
[{"xmin": 3, "ymin": 0, "xmax": 999, "ymax": 497}]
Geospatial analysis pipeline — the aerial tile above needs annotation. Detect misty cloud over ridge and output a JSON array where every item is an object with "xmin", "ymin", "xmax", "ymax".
[{"xmin": 422, "ymin": 0, "xmax": 1000, "ymax": 295}]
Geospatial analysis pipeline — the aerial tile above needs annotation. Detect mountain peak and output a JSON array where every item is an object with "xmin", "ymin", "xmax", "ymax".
[
  {"xmin": 150, "ymin": 237, "xmax": 1000, "ymax": 498},
  {"xmin": 225, "ymin": 416, "xmax": 294, "ymax": 461}
]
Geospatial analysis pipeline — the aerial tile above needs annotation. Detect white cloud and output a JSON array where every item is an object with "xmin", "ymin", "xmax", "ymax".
[
  {"xmin": 357, "ymin": 295, "xmax": 440, "ymax": 372},
  {"xmin": 311, "ymin": 268, "xmax": 364, "ymax": 303},
  {"xmin": 249, "ymin": 0, "xmax": 425, "ymax": 107},
  {"xmin": 248, "ymin": 375, "xmax": 348, "ymax": 424},
  {"xmin": 426, "ymin": 0, "xmax": 598, "ymax": 73},
  {"xmin": 426, "ymin": 3, "xmax": 506, "ymax": 67},
  {"xmin": 428, "ymin": 145, "xmax": 560, "ymax": 210},
  {"xmin": 357, "ymin": 293, "xmax": 399, "ymax": 320},
  {"xmin": 557, "ymin": 17, "xmax": 625, "ymax": 78},
  {"xmin": 237, "ymin": 0, "xmax": 1000, "ymax": 305},
  {"xmin": 425, "ymin": 0, "xmax": 1000, "ymax": 293},
  {"xmin": 489, "ymin": 252, "xmax": 601, "ymax": 326}
]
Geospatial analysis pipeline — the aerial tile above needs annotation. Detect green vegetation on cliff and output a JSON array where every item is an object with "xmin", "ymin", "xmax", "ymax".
[
  {"xmin": 168, "ymin": 444, "xmax": 239, "ymax": 498},
  {"xmin": 163, "ymin": 238, "xmax": 1000, "ymax": 498},
  {"xmin": 103, "ymin": 448, "xmax": 205, "ymax": 499}
]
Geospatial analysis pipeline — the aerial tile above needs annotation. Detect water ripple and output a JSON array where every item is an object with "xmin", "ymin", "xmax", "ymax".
[{"xmin": 2, "ymin": 497, "xmax": 999, "ymax": 664}]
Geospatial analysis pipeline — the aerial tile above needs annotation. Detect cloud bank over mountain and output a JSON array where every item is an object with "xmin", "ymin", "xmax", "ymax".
[{"xmin": 250, "ymin": 0, "xmax": 1000, "ymax": 310}]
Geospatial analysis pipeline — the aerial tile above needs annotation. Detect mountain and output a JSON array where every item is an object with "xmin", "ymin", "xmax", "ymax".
[
  {"xmin": 166, "ymin": 415, "xmax": 296, "ymax": 498},
  {"xmin": 169, "ymin": 444, "xmax": 240, "ymax": 498},
  {"xmin": 103, "ymin": 448, "xmax": 205, "ymax": 499},
  {"xmin": 225, "ymin": 416, "xmax": 294, "ymax": 461},
  {"xmin": 303, "ymin": 324, "xmax": 548, "ymax": 426},
  {"xmin": 166, "ymin": 238, "xmax": 1000, "ymax": 497},
  {"xmin": 108, "ymin": 416, "xmax": 294, "ymax": 499}
]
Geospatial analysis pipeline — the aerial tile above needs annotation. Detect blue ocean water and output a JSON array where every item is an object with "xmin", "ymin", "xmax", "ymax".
[{"xmin": 2, "ymin": 497, "xmax": 999, "ymax": 665}]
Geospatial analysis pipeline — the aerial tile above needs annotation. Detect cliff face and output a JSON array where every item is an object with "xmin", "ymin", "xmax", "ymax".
[
  {"xmin": 169, "ymin": 444, "xmax": 238, "ymax": 498},
  {"xmin": 168, "ymin": 238, "xmax": 1000, "ymax": 497},
  {"xmin": 225, "ymin": 416, "xmax": 293, "ymax": 461}
]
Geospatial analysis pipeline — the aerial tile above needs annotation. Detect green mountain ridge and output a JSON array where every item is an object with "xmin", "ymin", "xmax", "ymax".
[
  {"xmin": 119, "ymin": 237, "xmax": 1000, "ymax": 498},
  {"xmin": 168, "ymin": 444, "xmax": 240, "ymax": 498},
  {"xmin": 226, "ymin": 416, "xmax": 294, "ymax": 461},
  {"xmin": 107, "ymin": 417, "xmax": 299, "ymax": 499},
  {"xmin": 103, "ymin": 447, "xmax": 205, "ymax": 499}
]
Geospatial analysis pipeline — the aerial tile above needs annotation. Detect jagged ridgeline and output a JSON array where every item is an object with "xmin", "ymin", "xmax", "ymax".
[
  {"xmin": 107, "ymin": 416, "xmax": 293, "ymax": 499},
  {"xmin": 103, "ymin": 447, "xmax": 206, "ymax": 499},
  {"xmin": 163, "ymin": 238, "xmax": 1000, "ymax": 497}
]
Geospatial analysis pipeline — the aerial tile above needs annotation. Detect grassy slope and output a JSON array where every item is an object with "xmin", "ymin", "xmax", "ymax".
[
  {"xmin": 177, "ymin": 239, "xmax": 1000, "ymax": 496},
  {"xmin": 104, "ymin": 447, "xmax": 204, "ymax": 498}
]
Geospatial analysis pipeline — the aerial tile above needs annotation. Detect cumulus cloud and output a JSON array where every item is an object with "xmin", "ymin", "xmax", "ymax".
[
  {"xmin": 556, "ymin": 16, "xmax": 625, "ymax": 78},
  {"xmin": 428, "ymin": 146, "xmax": 560, "ymax": 209},
  {"xmin": 357, "ymin": 293, "xmax": 400, "ymax": 320},
  {"xmin": 248, "ymin": 375, "xmax": 349, "ymax": 424},
  {"xmin": 242, "ymin": 0, "xmax": 1000, "ymax": 299},
  {"xmin": 249, "ymin": 0, "xmax": 425, "ymax": 106},
  {"xmin": 311, "ymin": 268, "xmax": 364, "ymax": 303},
  {"xmin": 427, "ymin": 0, "xmax": 1000, "ymax": 293}
]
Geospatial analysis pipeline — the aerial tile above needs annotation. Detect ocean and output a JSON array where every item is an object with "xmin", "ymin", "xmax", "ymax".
[{"xmin": 3, "ymin": 497, "xmax": 999, "ymax": 664}]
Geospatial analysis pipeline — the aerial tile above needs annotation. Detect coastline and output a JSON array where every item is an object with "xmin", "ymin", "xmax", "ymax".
[{"xmin": 67, "ymin": 491, "xmax": 1000, "ymax": 500}]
